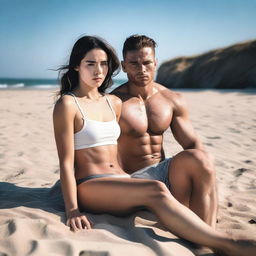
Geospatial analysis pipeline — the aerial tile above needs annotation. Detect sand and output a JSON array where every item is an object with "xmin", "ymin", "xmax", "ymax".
[{"xmin": 0, "ymin": 89, "xmax": 255, "ymax": 256}]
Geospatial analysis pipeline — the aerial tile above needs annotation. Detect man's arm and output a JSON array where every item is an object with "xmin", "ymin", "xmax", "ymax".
[{"xmin": 170, "ymin": 93, "xmax": 205, "ymax": 150}]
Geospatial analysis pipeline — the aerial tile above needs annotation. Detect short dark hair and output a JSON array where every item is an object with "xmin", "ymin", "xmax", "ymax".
[
  {"xmin": 58, "ymin": 35, "xmax": 120, "ymax": 96},
  {"xmin": 122, "ymin": 34, "xmax": 157, "ymax": 59}
]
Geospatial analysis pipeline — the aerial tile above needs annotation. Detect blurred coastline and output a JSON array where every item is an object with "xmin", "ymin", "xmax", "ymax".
[{"xmin": 0, "ymin": 78, "xmax": 127, "ymax": 90}]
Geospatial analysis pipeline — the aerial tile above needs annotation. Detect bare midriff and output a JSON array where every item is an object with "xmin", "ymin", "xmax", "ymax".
[
  {"xmin": 118, "ymin": 132, "xmax": 164, "ymax": 173},
  {"xmin": 74, "ymin": 144, "xmax": 126, "ymax": 180}
]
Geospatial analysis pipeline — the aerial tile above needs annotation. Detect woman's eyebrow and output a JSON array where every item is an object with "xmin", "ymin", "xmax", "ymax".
[
  {"xmin": 85, "ymin": 60, "xmax": 108, "ymax": 63},
  {"xmin": 85, "ymin": 60, "xmax": 96, "ymax": 63}
]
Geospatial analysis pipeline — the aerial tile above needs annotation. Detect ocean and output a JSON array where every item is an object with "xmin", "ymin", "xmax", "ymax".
[{"xmin": 0, "ymin": 78, "xmax": 127, "ymax": 90}]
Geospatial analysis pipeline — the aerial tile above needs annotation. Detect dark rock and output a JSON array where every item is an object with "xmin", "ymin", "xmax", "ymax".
[
  {"xmin": 248, "ymin": 219, "xmax": 256, "ymax": 224},
  {"xmin": 228, "ymin": 202, "xmax": 233, "ymax": 207}
]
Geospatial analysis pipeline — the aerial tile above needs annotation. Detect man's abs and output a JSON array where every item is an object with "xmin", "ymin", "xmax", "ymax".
[{"xmin": 118, "ymin": 133, "xmax": 165, "ymax": 173}]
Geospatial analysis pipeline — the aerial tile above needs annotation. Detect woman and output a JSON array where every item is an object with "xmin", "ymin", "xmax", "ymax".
[{"xmin": 53, "ymin": 35, "xmax": 255, "ymax": 256}]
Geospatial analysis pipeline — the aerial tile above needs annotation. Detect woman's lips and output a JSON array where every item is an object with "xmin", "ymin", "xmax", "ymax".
[{"xmin": 93, "ymin": 77, "xmax": 102, "ymax": 82}]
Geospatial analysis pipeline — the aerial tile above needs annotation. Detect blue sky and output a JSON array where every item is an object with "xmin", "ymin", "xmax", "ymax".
[{"xmin": 0, "ymin": 0, "xmax": 255, "ymax": 79}]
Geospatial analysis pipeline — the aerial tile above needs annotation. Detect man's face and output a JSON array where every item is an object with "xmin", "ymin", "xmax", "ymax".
[{"xmin": 122, "ymin": 47, "xmax": 157, "ymax": 87}]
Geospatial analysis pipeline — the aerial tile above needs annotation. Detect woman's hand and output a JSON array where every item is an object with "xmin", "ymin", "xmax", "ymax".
[{"xmin": 66, "ymin": 208, "xmax": 93, "ymax": 232}]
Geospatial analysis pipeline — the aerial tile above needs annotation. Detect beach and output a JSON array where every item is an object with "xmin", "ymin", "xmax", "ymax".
[{"xmin": 0, "ymin": 89, "xmax": 255, "ymax": 256}]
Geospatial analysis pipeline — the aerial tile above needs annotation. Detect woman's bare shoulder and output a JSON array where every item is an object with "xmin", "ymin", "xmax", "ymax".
[
  {"xmin": 105, "ymin": 94, "xmax": 122, "ymax": 118},
  {"xmin": 53, "ymin": 94, "xmax": 76, "ymax": 117},
  {"xmin": 106, "ymin": 94, "xmax": 122, "ymax": 107}
]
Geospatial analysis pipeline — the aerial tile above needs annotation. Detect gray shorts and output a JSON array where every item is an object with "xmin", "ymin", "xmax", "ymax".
[{"xmin": 130, "ymin": 158, "xmax": 171, "ymax": 189}]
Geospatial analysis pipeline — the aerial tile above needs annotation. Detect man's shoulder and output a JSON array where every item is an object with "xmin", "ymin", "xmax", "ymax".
[
  {"xmin": 111, "ymin": 83, "xmax": 132, "ymax": 102},
  {"xmin": 154, "ymin": 82, "xmax": 183, "ymax": 102},
  {"xmin": 153, "ymin": 83, "xmax": 188, "ymax": 116}
]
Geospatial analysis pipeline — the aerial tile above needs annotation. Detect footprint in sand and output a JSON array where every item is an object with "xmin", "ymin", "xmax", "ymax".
[
  {"xmin": 228, "ymin": 128, "xmax": 241, "ymax": 133},
  {"xmin": 41, "ymin": 182, "xmax": 52, "ymax": 187},
  {"xmin": 7, "ymin": 221, "xmax": 16, "ymax": 236},
  {"xmin": 234, "ymin": 168, "xmax": 249, "ymax": 177},
  {"xmin": 229, "ymin": 223, "xmax": 242, "ymax": 229},
  {"xmin": 234, "ymin": 204, "xmax": 251, "ymax": 212},
  {"xmin": 231, "ymin": 141, "xmax": 240, "ymax": 146},
  {"xmin": 79, "ymin": 251, "xmax": 109, "ymax": 256},
  {"xmin": 206, "ymin": 136, "xmax": 221, "ymax": 139},
  {"xmin": 13, "ymin": 169, "xmax": 26, "ymax": 178}
]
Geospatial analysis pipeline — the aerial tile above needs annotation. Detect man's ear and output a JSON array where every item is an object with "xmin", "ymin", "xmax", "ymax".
[
  {"xmin": 121, "ymin": 61, "xmax": 127, "ymax": 73},
  {"xmin": 154, "ymin": 58, "xmax": 158, "ymax": 71}
]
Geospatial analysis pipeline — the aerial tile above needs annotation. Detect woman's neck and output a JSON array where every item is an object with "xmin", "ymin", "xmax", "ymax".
[{"xmin": 74, "ymin": 87, "xmax": 103, "ymax": 100}]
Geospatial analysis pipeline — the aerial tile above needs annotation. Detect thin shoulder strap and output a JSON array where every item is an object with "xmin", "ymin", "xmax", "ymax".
[
  {"xmin": 67, "ymin": 92, "xmax": 86, "ymax": 119},
  {"xmin": 105, "ymin": 95, "xmax": 116, "ymax": 119}
]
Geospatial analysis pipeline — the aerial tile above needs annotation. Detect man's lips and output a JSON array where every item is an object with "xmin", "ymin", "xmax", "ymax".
[{"xmin": 137, "ymin": 75, "xmax": 148, "ymax": 80}]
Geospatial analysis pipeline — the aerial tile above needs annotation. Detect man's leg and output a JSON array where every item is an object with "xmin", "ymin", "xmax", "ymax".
[{"xmin": 168, "ymin": 149, "xmax": 218, "ymax": 228}]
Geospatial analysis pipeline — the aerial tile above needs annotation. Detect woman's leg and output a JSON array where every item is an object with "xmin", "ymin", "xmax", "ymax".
[{"xmin": 77, "ymin": 177, "xmax": 255, "ymax": 256}]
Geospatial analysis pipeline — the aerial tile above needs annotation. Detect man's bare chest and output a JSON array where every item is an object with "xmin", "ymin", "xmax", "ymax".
[{"xmin": 120, "ymin": 100, "xmax": 173, "ymax": 135}]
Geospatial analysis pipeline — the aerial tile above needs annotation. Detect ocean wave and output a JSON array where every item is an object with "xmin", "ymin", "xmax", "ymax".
[
  {"xmin": 0, "ymin": 83, "xmax": 58, "ymax": 89},
  {"xmin": 0, "ymin": 83, "xmax": 25, "ymax": 88},
  {"xmin": 12, "ymin": 83, "xmax": 25, "ymax": 88},
  {"xmin": 32, "ymin": 84, "xmax": 58, "ymax": 89}
]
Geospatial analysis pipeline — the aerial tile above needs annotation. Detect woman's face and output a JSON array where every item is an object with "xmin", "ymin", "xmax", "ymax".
[{"xmin": 75, "ymin": 48, "xmax": 108, "ymax": 89}]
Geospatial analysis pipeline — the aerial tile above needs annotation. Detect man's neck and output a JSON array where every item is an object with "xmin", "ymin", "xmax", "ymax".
[{"xmin": 127, "ymin": 82, "xmax": 156, "ymax": 100}]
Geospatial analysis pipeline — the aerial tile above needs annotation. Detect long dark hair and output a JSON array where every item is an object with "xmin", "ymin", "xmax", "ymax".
[{"xmin": 57, "ymin": 35, "xmax": 120, "ymax": 96}]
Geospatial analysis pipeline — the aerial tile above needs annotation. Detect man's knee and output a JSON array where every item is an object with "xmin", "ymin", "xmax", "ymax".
[
  {"xmin": 189, "ymin": 149, "xmax": 216, "ymax": 181},
  {"xmin": 176, "ymin": 149, "xmax": 215, "ymax": 178}
]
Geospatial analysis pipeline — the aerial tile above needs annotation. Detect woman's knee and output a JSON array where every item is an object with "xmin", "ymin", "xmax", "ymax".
[{"xmin": 144, "ymin": 180, "xmax": 172, "ymax": 207}]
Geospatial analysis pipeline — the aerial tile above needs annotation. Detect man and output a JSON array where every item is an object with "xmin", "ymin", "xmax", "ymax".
[{"xmin": 112, "ymin": 35, "xmax": 217, "ymax": 228}]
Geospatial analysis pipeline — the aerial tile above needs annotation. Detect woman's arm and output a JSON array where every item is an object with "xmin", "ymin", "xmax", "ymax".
[{"xmin": 53, "ymin": 96, "xmax": 92, "ymax": 231}]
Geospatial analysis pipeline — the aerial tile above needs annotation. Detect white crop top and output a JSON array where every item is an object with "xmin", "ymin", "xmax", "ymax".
[{"xmin": 68, "ymin": 93, "xmax": 121, "ymax": 150}]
